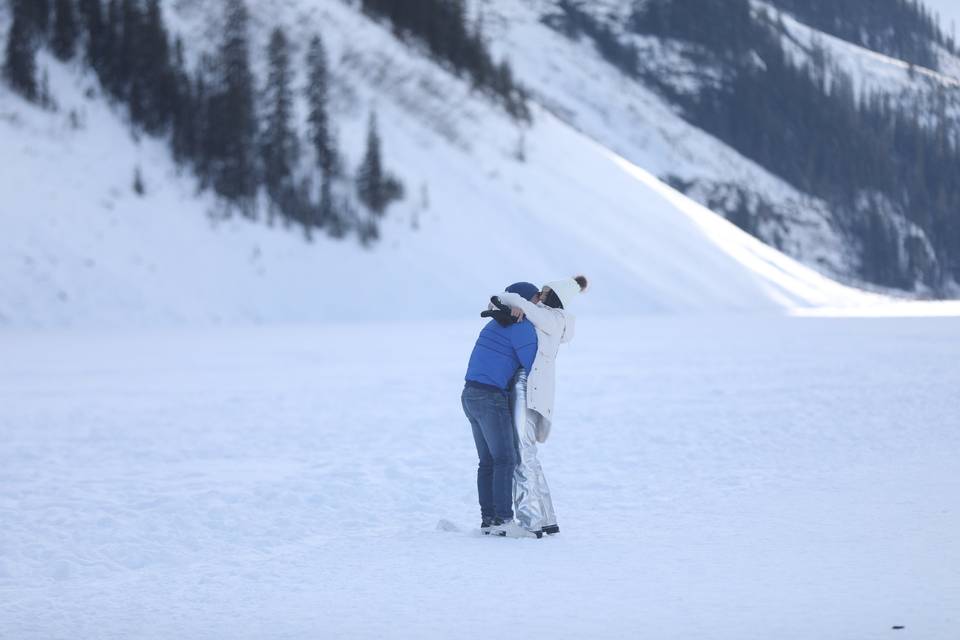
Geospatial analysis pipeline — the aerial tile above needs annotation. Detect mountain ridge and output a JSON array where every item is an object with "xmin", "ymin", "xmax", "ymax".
[{"xmin": 2, "ymin": 0, "xmax": 959, "ymax": 327}]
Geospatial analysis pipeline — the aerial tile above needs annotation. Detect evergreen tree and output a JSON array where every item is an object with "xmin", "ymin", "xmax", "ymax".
[
  {"xmin": 3, "ymin": 4, "xmax": 39, "ymax": 101},
  {"xmin": 318, "ymin": 172, "xmax": 337, "ymax": 231},
  {"xmin": 52, "ymin": 0, "xmax": 79, "ymax": 61},
  {"xmin": 261, "ymin": 26, "xmax": 299, "ymax": 223},
  {"xmin": 191, "ymin": 62, "xmax": 212, "ymax": 183},
  {"xmin": 360, "ymin": 0, "xmax": 529, "ymax": 120},
  {"xmin": 77, "ymin": 0, "xmax": 104, "ymax": 70},
  {"xmin": 97, "ymin": 0, "xmax": 122, "ymax": 96},
  {"xmin": 305, "ymin": 34, "xmax": 337, "ymax": 179},
  {"xmin": 170, "ymin": 38, "xmax": 196, "ymax": 165},
  {"xmin": 305, "ymin": 33, "xmax": 348, "ymax": 233},
  {"xmin": 356, "ymin": 112, "xmax": 385, "ymax": 215},
  {"xmin": 446, "ymin": 0, "xmax": 468, "ymax": 71},
  {"xmin": 206, "ymin": 0, "xmax": 258, "ymax": 215},
  {"xmin": 103, "ymin": 0, "xmax": 120, "ymax": 55},
  {"xmin": 356, "ymin": 111, "xmax": 403, "ymax": 217},
  {"xmin": 117, "ymin": 0, "xmax": 141, "ymax": 103},
  {"xmin": 15, "ymin": 0, "xmax": 51, "ymax": 39},
  {"xmin": 466, "ymin": 17, "xmax": 491, "ymax": 89},
  {"xmin": 137, "ymin": 0, "xmax": 174, "ymax": 133}
]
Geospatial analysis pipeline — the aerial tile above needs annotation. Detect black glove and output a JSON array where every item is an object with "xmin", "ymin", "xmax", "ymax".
[
  {"xmin": 481, "ymin": 296, "xmax": 516, "ymax": 327},
  {"xmin": 481, "ymin": 308, "xmax": 515, "ymax": 327}
]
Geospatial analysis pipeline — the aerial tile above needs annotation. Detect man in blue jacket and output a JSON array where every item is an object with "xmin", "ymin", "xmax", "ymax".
[{"xmin": 462, "ymin": 282, "xmax": 540, "ymax": 537}]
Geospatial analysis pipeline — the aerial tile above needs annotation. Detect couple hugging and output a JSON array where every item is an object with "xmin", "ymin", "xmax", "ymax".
[{"xmin": 462, "ymin": 275, "xmax": 588, "ymax": 538}]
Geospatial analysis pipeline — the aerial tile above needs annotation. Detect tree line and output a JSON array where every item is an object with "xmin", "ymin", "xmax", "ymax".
[
  {"xmin": 542, "ymin": 1, "xmax": 640, "ymax": 79},
  {"xmin": 768, "ymin": 0, "xmax": 956, "ymax": 70},
  {"xmin": 4, "ymin": 0, "xmax": 405, "ymax": 243},
  {"xmin": 359, "ymin": 0, "xmax": 531, "ymax": 122},
  {"xmin": 548, "ymin": 0, "xmax": 960, "ymax": 291},
  {"xmin": 630, "ymin": 0, "xmax": 960, "ymax": 290}
]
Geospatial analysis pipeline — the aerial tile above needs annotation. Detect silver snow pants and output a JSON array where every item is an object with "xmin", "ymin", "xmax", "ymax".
[{"xmin": 511, "ymin": 369, "xmax": 557, "ymax": 532}]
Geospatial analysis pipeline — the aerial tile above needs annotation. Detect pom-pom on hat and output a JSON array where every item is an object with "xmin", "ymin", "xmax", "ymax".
[{"xmin": 544, "ymin": 275, "xmax": 588, "ymax": 309}]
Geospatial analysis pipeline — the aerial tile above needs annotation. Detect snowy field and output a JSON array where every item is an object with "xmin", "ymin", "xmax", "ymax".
[{"xmin": 2, "ymin": 315, "xmax": 958, "ymax": 639}]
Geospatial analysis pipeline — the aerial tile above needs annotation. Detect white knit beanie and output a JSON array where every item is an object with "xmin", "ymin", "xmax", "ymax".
[{"xmin": 545, "ymin": 275, "xmax": 588, "ymax": 309}]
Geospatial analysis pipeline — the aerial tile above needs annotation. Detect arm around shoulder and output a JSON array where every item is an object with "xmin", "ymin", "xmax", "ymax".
[{"xmin": 496, "ymin": 291, "xmax": 562, "ymax": 336}]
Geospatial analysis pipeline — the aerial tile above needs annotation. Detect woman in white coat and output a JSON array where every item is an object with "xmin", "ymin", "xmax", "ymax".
[{"xmin": 495, "ymin": 275, "xmax": 588, "ymax": 536}]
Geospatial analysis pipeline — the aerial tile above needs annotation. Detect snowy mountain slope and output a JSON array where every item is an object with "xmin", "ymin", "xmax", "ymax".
[
  {"xmin": 770, "ymin": 3, "xmax": 960, "ymax": 94},
  {"xmin": 480, "ymin": 0, "xmax": 960, "ymax": 294},
  {"xmin": 6, "ymin": 0, "xmax": 960, "ymax": 328},
  {"xmin": 759, "ymin": 0, "xmax": 960, "ymax": 81},
  {"xmin": 481, "ymin": 0, "xmax": 861, "ymax": 283},
  {"xmin": 2, "ymin": 0, "xmax": 901, "ymax": 328},
  {"xmin": 765, "ymin": 0, "xmax": 960, "ymax": 142}
]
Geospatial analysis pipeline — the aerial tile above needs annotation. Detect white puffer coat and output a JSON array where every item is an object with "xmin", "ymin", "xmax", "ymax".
[{"xmin": 497, "ymin": 291, "xmax": 575, "ymax": 442}]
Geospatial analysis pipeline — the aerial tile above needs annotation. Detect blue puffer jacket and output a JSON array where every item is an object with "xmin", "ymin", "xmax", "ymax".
[{"xmin": 465, "ymin": 319, "xmax": 538, "ymax": 390}]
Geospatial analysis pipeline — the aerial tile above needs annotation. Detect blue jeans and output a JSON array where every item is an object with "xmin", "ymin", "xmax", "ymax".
[{"xmin": 462, "ymin": 384, "xmax": 517, "ymax": 521}]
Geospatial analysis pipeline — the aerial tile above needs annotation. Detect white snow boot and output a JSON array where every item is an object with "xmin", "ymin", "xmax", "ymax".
[{"xmin": 488, "ymin": 519, "xmax": 538, "ymax": 539}]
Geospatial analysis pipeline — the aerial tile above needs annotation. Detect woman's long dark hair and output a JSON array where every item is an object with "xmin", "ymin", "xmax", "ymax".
[{"xmin": 543, "ymin": 289, "xmax": 563, "ymax": 309}]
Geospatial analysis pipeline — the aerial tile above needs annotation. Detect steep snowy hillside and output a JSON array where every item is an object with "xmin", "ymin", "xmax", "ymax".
[
  {"xmin": 2, "ymin": 0, "xmax": 898, "ymax": 328},
  {"xmin": 765, "ymin": 1, "xmax": 960, "ymax": 136},
  {"xmin": 490, "ymin": 0, "xmax": 960, "ymax": 295},
  {"xmin": 771, "ymin": 5, "xmax": 960, "ymax": 93},
  {"xmin": 482, "ymin": 0, "xmax": 859, "ymax": 283}
]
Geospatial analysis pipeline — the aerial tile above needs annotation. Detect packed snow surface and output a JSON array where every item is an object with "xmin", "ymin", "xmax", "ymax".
[
  {"xmin": 1, "ymin": 317, "xmax": 958, "ymax": 639},
  {"xmin": 3, "ymin": 3, "xmax": 960, "ymax": 634}
]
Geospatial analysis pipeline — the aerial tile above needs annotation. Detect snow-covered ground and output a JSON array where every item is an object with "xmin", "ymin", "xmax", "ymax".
[
  {"xmin": 1, "ymin": 316, "xmax": 958, "ymax": 639},
  {"xmin": 2, "ymin": 3, "xmax": 959, "ymax": 637}
]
